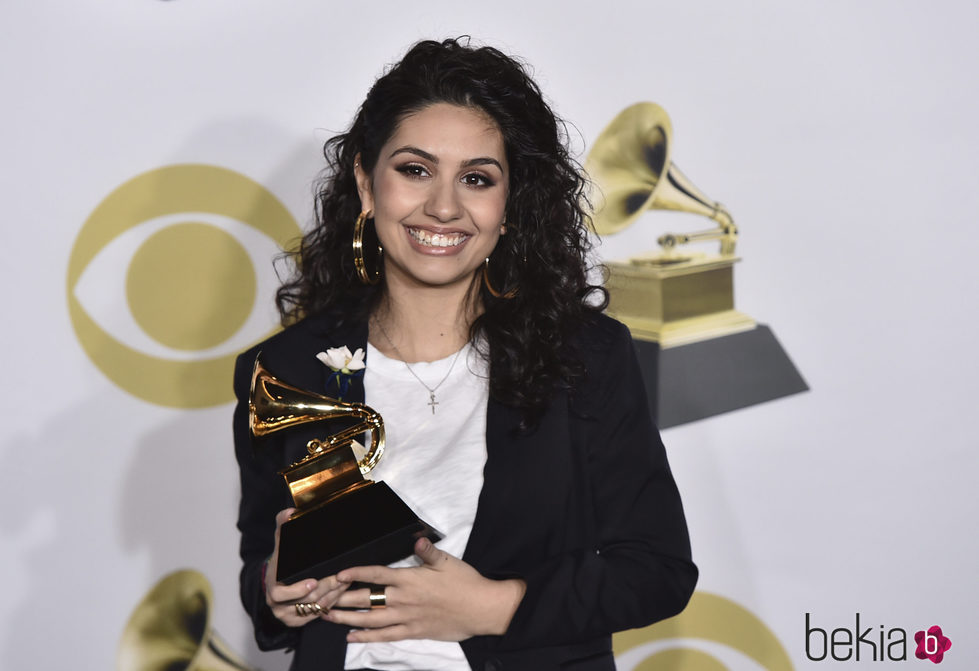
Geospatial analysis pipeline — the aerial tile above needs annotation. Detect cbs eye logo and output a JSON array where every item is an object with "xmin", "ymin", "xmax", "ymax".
[
  {"xmin": 613, "ymin": 592, "xmax": 793, "ymax": 671},
  {"xmin": 67, "ymin": 164, "xmax": 302, "ymax": 408}
]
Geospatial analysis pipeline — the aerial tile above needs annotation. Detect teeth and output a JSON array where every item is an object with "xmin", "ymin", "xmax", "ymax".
[{"xmin": 407, "ymin": 227, "xmax": 467, "ymax": 247}]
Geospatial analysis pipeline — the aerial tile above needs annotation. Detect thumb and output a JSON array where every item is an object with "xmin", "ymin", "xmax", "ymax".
[
  {"xmin": 272, "ymin": 508, "xmax": 296, "ymax": 555},
  {"xmin": 414, "ymin": 536, "xmax": 442, "ymax": 566},
  {"xmin": 275, "ymin": 508, "xmax": 296, "ymax": 529}
]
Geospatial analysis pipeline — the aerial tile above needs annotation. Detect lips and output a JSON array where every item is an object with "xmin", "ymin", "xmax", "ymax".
[{"xmin": 406, "ymin": 226, "xmax": 470, "ymax": 248}]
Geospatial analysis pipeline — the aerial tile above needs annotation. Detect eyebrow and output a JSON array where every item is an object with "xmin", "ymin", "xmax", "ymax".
[{"xmin": 389, "ymin": 146, "xmax": 504, "ymax": 172}]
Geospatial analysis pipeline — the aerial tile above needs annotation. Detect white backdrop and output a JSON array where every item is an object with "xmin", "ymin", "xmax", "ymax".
[{"xmin": 1, "ymin": 1, "xmax": 976, "ymax": 669}]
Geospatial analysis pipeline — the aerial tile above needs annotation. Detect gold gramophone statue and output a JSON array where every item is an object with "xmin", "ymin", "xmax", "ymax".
[
  {"xmin": 587, "ymin": 102, "xmax": 807, "ymax": 427},
  {"xmin": 250, "ymin": 358, "xmax": 440, "ymax": 583},
  {"xmin": 587, "ymin": 101, "xmax": 755, "ymax": 346}
]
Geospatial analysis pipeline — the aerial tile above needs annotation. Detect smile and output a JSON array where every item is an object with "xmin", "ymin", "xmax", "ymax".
[{"xmin": 406, "ymin": 227, "xmax": 470, "ymax": 248}]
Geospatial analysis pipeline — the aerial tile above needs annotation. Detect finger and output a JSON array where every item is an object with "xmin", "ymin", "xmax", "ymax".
[
  {"xmin": 273, "ymin": 601, "xmax": 322, "ymax": 626},
  {"xmin": 333, "ymin": 583, "xmax": 397, "ymax": 610},
  {"xmin": 271, "ymin": 508, "xmax": 296, "ymax": 558},
  {"xmin": 283, "ymin": 602, "xmax": 322, "ymax": 618},
  {"xmin": 347, "ymin": 623, "xmax": 413, "ymax": 643},
  {"xmin": 274, "ymin": 507, "xmax": 296, "ymax": 530},
  {"xmin": 268, "ymin": 578, "xmax": 317, "ymax": 605},
  {"xmin": 306, "ymin": 575, "xmax": 352, "ymax": 606},
  {"xmin": 333, "ymin": 585, "xmax": 371, "ymax": 609},
  {"xmin": 327, "ymin": 606, "xmax": 401, "ymax": 631},
  {"xmin": 266, "ymin": 507, "xmax": 296, "ymax": 591},
  {"xmin": 413, "ymin": 537, "xmax": 446, "ymax": 566},
  {"xmin": 336, "ymin": 564, "xmax": 400, "ymax": 586}
]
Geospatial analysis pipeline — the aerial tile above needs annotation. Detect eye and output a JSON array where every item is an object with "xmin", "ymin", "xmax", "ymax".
[
  {"xmin": 67, "ymin": 164, "xmax": 302, "ymax": 408},
  {"xmin": 73, "ymin": 212, "xmax": 283, "ymax": 360},
  {"xmin": 613, "ymin": 592, "xmax": 792, "ymax": 671},
  {"xmin": 395, "ymin": 163, "xmax": 430, "ymax": 179},
  {"xmin": 461, "ymin": 172, "xmax": 495, "ymax": 188}
]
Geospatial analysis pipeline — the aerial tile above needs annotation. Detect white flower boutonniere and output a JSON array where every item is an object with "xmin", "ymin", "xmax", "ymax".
[
  {"xmin": 316, "ymin": 346, "xmax": 366, "ymax": 374},
  {"xmin": 316, "ymin": 346, "xmax": 365, "ymax": 399}
]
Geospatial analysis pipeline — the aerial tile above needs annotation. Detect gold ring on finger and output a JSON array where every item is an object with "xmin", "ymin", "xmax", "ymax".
[
  {"xmin": 369, "ymin": 585, "xmax": 386, "ymax": 609},
  {"xmin": 295, "ymin": 602, "xmax": 321, "ymax": 617}
]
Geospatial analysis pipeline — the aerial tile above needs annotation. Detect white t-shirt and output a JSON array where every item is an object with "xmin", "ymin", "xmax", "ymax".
[{"xmin": 344, "ymin": 341, "xmax": 488, "ymax": 671}]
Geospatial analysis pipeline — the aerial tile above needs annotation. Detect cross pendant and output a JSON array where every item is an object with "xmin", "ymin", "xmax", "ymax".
[{"xmin": 428, "ymin": 392, "xmax": 438, "ymax": 414}]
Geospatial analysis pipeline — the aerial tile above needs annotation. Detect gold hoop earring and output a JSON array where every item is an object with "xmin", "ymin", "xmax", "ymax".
[
  {"xmin": 482, "ymin": 257, "xmax": 517, "ymax": 299},
  {"xmin": 353, "ymin": 211, "xmax": 382, "ymax": 285}
]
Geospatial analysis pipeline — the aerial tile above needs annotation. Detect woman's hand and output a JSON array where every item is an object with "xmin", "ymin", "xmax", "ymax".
[
  {"xmin": 264, "ymin": 508, "xmax": 352, "ymax": 627},
  {"xmin": 325, "ymin": 537, "xmax": 526, "ymax": 642}
]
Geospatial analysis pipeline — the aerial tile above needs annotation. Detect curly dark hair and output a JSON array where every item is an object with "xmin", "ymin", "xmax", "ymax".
[{"xmin": 276, "ymin": 37, "xmax": 607, "ymax": 429}]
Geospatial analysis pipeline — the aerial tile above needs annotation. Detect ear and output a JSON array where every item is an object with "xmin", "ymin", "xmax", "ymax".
[{"xmin": 353, "ymin": 153, "xmax": 374, "ymax": 214}]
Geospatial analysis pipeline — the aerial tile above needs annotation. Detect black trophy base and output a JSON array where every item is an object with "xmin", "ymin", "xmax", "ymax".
[
  {"xmin": 276, "ymin": 481, "xmax": 442, "ymax": 583},
  {"xmin": 633, "ymin": 323, "xmax": 808, "ymax": 429}
]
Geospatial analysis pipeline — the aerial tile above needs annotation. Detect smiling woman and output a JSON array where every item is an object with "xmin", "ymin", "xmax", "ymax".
[
  {"xmin": 233, "ymin": 37, "xmax": 697, "ymax": 671},
  {"xmin": 355, "ymin": 104, "xmax": 508, "ymax": 299}
]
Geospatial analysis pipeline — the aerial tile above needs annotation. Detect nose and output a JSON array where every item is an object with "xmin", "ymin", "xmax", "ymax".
[{"xmin": 423, "ymin": 175, "xmax": 462, "ymax": 222}]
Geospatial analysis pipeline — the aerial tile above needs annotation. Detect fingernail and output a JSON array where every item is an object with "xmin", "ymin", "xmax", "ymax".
[
  {"xmin": 306, "ymin": 580, "xmax": 316, "ymax": 590},
  {"xmin": 419, "ymin": 538, "xmax": 431, "ymax": 551}
]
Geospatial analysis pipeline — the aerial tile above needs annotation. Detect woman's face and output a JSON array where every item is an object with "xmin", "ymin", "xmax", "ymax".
[{"xmin": 355, "ymin": 103, "xmax": 508, "ymax": 295}]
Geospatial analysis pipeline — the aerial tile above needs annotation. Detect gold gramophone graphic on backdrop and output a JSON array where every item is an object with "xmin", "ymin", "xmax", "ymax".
[
  {"xmin": 587, "ymin": 101, "xmax": 756, "ymax": 346},
  {"xmin": 251, "ymin": 358, "xmax": 440, "ymax": 583},
  {"xmin": 118, "ymin": 569, "xmax": 256, "ymax": 671},
  {"xmin": 588, "ymin": 102, "xmax": 807, "ymax": 428}
]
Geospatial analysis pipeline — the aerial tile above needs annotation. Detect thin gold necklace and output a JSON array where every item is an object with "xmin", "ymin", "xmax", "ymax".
[{"xmin": 372, "ymin": 318, "xmax": 465, "ymax": 415}]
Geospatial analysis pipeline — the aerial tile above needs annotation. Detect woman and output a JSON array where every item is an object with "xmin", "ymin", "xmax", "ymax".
[{"xmin": 234, "ymin": 38, "xmax": 697, "ymax": 670}]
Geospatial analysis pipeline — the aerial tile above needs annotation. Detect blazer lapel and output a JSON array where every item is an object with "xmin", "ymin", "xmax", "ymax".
[{"xmin": 462, "ymin": 397, "xmax": 524, "ymax": 568}]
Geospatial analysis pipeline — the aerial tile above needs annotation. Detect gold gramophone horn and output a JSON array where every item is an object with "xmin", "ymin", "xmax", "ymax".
[
  {"xmin": 250, "ymin": 357, "xmax": 385, "ymax": 474},
  {"xmin": 117, "ymin": 569, "xmax": 257, "ymax": 671},
  {"xmin": 586, "ymin": 102, "xmax": 754, "ymax": 345},
  {"xmin": 586, "ymin": 101, "xmax": 737, "ymax": 255}
]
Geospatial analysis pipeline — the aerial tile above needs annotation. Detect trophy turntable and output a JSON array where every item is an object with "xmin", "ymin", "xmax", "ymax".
[
  {"xmin": 250, "ymin": 357, "xmax": 441, "ymax": 583},
  {"xmin": 587, "ymin": 102, "xmax": 807, "ymax": 426}
]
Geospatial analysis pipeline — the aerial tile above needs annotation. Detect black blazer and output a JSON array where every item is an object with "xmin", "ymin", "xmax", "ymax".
[{"xmin": 233, "ymin": 312, "xmax": 697, "ymax": 671}]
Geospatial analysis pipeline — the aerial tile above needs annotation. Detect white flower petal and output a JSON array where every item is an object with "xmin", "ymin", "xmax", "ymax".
[
  {"xmin": 347, "ymin": 347, "xmax": 366, "ymax": 371},
  {"xmin": 317, "ymin": 346, "xmax": 348, "ymax": 370}
]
